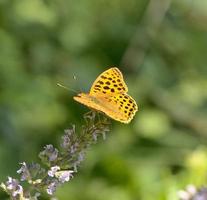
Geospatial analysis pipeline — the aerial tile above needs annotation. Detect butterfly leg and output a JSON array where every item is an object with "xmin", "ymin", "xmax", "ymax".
[{"xmin": 83, "ymin": 110, "xmax": 97, "ymax": 124}]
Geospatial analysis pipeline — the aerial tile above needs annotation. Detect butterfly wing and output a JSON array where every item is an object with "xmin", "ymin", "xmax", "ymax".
[
  {"xmin": 104, "ymin": 93, "xmax": 138, "ymax": 123},
  {"xmin": 74, "ymin": 93, "xmax": 138, "ymax": 123},
  {"xmin": 89, "ymin": 67, "xmax": 128, "ymax": 95}
]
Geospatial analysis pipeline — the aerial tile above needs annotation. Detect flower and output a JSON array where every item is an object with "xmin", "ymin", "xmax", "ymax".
[
  {"xmin": 178, "ymin": 184, "xmax": 197, "ymax": 200},
  {"xmin": 12, "ymin": 185, "xmax": 23, "ymax": 197},
  {"xmin": 4, "ymin": 177, "xmax": 24, "ymax": 197},
  {"xmin": 39, "ymin": 145, "xmax": 59, "ymax": 164},
  {"xmin": 45, "ymin": 145, "xmax": 59, "ymax": 162},
  {"xmin": 48, "ymin": 166, "xmax": 74, "ymax": 183},
  {"xmin": 17, "ymin": 162, "xmax": 31, "ymax": 181},
  {"xmin": 48, "ymin": 166, "xmax": 60, "ymax": 177},
  {"xmin": 193, "ymin": 187, "xmax": 207, "ymax": 200},
  {"xmin": 46, "ymin": 181, "xmax": 58, "ymax": 195},
  {"xmin": 1, "ymin": 111, "xmax": 110, "ymax": 198},
  {"xmin": 61, "ymin": 126, "xmax": 75, "ymax": 149},
  {"xmin": 55, "ymin": 170, "xmax": 74, "ymax": 183}
]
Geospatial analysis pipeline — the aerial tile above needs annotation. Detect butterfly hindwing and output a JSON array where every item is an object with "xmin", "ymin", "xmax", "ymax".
[{"xmin": 103, "ymin": 93, "xmax": 137, "ymax": 123}]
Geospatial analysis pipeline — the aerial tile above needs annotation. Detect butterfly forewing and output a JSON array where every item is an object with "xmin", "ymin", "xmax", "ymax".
[
  {"xmin": 100, "ymin": 93, "xmax": 137, "ymax": 123},
  {"xmin": 89, "ymin": 67, "xmax": 128, "ymax": 95}
]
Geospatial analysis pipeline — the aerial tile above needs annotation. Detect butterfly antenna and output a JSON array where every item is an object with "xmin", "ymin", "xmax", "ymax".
[{"xmin": 57, "ymin": 83, "xmax": 77, "ymax": 94}]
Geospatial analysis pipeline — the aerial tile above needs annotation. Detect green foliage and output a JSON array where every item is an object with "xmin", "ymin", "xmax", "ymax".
[{"xmin": 0, "ymin": 0, "xmax": 207, "ymax": 199}]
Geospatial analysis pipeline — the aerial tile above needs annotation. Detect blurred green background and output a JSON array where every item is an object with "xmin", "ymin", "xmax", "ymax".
[{"xmin": 1, "ymin": 0, "xmax": 207, "ymax": 199}]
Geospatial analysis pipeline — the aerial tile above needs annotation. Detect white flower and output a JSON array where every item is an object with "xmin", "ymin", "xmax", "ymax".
[
  {"xmin": 55, "ymin": 170, "xmax": 74, "ymax": 183},
  {"xmin": 178, "ymin": 190, "xmax": 191, "ymax": 200},
  {"xmin": 17, "ymin": 162, "xmax": 31, "ymax": 181},
  {"xmin": 6, "ymin": 177, "xmax": 16, "ymax": 190},
  {"xmin": 48, "ymin": 166, "xmax": 60, "ymax": 177},
  {"xmin": 12, "ymin": 185, "xmax": 23, "ymax": 197},
  {"xmin": 5, "ymin": 177, "xmax": 24, "ymax": 197},
  {"xmin": 48, "ymin": 166, "xmax": 73, "ymax": 183},
  {"xmin": 178, "ymin": 184, "xmax": 197, "ymax": 200},
  {"xmin": 17, "ymin": 162, "xmax": 27, "ymax": 174},
  {"xmin": 186, "ymin": 184, "xmax": 197, "ymax": 195}
]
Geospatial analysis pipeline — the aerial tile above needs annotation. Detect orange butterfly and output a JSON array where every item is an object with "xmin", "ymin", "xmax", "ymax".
[{"xmin": 74, "ymin": 67, "xmax": 138, "ymax": 123}]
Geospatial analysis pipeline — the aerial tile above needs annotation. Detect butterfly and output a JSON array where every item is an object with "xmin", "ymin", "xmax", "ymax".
[{"xmin": 73, "ymin": 67, "xmax": 138, "ymax": 123}]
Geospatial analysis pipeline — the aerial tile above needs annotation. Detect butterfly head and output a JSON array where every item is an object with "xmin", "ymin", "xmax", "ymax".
[{"xmin": 74, "ymin": 93, "xmax": 100, "ymax": 104}]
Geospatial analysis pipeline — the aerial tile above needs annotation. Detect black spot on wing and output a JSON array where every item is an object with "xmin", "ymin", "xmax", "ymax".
[
  {"xmin": 101, "ymin": 75, "xmax": 107, "ymax": 79},
  {"xmin": 103, "ymin": 86, "xmax": 110, "ymax": 90},
  {"xmin": 98, "ymin": 81, "xmax": 104, "ymax": 84}
]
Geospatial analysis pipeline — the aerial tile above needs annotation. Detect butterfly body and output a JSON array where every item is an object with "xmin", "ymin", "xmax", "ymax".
[{"xmin": 74, "ymin": 68, "xmax": 138, "ymax": 123}]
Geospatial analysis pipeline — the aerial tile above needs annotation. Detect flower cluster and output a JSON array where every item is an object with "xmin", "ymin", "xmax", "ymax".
[
  {"xmin": 1, "ymin": 177, "xmax": 23, "ymax": 199},
  {"xmin": 1, "ymin": 111, "xmax": 110, "ymax": 199},
  {"xmin": 178, "ymin": 184, "xmax": 207, "ymax": 200}
]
